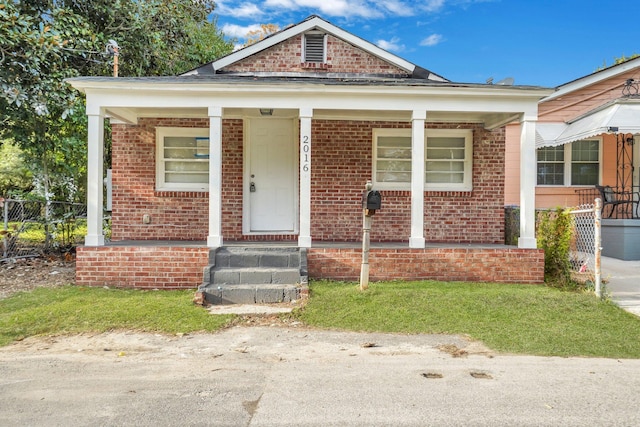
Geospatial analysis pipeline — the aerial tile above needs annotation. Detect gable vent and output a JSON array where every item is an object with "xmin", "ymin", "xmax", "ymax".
[{"xmin": 304, "ymin": 33, "xmax": 325, "ymax": 63}]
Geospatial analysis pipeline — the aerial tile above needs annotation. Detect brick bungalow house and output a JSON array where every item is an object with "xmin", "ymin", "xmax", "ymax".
[
  {"xmin": 505, "ymin": 57, "xmax": 640, "ymax": 260},
  {"xmin": 67, "ymin": 15, "xmax": 552, "ymax": 302}
]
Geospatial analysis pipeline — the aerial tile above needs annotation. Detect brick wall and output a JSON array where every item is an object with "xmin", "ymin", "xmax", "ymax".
[
  {"xmin": 76, "ymin": 245, "xmax": 544, "ymax": 288},
  {"xmin": 310, "ymin": 120, "xmax": 505, "ymax": 243},
  {"xmin": 111, "ymin": 118, "xmax": 505, "ymax": 244},
  {"xmin": 76, "ymin": 246, "xmax": 209, "ymax": 289},
  {"xmin": 308, "ymin": 247, "xmax": 545, "ymax": 284},
  {"xmin": 223, "ymin": 35, "xmax": 409, "ymax": 75},
  {"xmin": 111, "ymin": 118, "xmax": 244, "ymax": 241}
]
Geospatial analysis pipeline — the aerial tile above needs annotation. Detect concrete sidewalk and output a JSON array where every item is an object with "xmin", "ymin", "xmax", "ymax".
[{"xmin": 601, "ymin": 256, "xmax": 640, "ymax": 316}]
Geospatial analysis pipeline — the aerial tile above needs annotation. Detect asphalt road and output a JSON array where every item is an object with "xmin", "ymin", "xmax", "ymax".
[{"xmin": 1, "ymin": 326, "xmax": 639, "ymax": 426}]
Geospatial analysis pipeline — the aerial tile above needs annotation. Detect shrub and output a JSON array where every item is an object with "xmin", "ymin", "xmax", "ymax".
[{"xmin": 537, "ymin": 207, "xmax": 574, "ymax": 287}]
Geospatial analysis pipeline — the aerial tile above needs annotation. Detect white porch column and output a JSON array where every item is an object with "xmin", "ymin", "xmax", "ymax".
[
  {"xmin": 519, "ymin": 118, "xmax": 538, "ymax": 248},
  {"xmin": 410, "ymin": 110, "xmax": 426, "ymax": 248},
  {"xmin": 207, "ymin": 106, "xmax": 223, "ymax": 248},
  {"xmin": 85, "ymin": 108, "xmax": 105, "ymax": 246},
  {"xmin": 298, "ymin": 108, "xmax": 313, "ymax": 248}
]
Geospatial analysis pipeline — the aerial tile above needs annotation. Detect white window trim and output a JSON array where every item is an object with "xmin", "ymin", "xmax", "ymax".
[
  {"xmin": 156, "ymin": 127, "xmax": 209, "ymax": 191},
  {"xmin": 536, "ymin": 138, "xmax": 603, "ymax": 187},
  {"xmin": 372, "ymin": 128, "xmax": 473, "ymax": 191},
  {"xmin": 426, "ymin": 129, "xmax": 473, "ymax": 191}
]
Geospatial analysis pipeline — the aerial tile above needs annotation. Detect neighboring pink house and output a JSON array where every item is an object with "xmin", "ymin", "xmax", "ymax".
[
  {"xmin": 505, "ymin": 57, "xmax": 640, "ymax": 260},
  {"xmin": 68, "ymin": 16, "xmax": 550, "ymax": 301}
]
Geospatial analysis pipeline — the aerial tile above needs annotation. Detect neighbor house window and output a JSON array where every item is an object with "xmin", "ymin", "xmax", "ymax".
[
  {"xmin": 373, "ymin": 128, "xmax": 473, "ymax": 191},
  {"xmin": 537, "ymin": 146, "xmax": 564, "ymax": 185},
  {"xmin": 156, "ymin": 127, "xmax": 209, "ymax": 191},
  {"xmin": 537, "ymin": 139, "xmax": 600, "ymax": 186}
]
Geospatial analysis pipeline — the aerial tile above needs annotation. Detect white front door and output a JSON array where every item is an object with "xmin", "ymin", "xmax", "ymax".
[{"xmin": 247, "ymin": 118, "xmax": 297, "ymax": 233}]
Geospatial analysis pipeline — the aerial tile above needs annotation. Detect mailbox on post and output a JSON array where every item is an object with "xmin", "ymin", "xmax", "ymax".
[
  {"xmin": 367, "ymin": 190, "xmax": 382, "ymax": 210},
  {"xmin": 362, "ymin": 190, "xmax": 382, "ymax": 215},
  {"xmin": 360, "ymin": 182, "xmax": 381, "ymax": 290}
]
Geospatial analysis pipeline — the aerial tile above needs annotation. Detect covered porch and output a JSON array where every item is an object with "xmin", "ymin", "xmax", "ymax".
[
  {"xmin": 540, "ymin": 96, "xmax": 640, "ymax": 260},
  {"xmin": 69, "ymin": 76, "xmax": 548, "ymax": 250},
  {"xmin": 67, "ymin": 70, "xmax": 551, "ymax": 291}
]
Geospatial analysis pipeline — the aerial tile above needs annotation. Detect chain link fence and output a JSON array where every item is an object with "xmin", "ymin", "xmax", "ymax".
[
  {"xmin": 568, "ymin": 199, "xmax": 602, "ymax": 297},
  {"xmin": 1, "ymin": 199, "xmax": 87, "ymax": 260},
  {"xmin": 505, "ymin": 202, "xmax": 602, "ymax": 297}
]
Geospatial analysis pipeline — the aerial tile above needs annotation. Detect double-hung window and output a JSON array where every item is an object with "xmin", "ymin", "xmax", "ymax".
[
  {"xmin": 156, "ymin": 127, "xmax": 209, "ymax": 191},
  {"xmin": 373, "ymin": 128, "xmax": 473, "ymax": 190},
  {"xmin": 537, "ymin": 139, "xmax": 600, "ymax": 186}
]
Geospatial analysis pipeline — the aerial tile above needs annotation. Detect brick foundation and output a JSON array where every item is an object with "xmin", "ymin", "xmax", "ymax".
[
  {"xmin": 76, "ymin": 245, "xmax": 544, "ymax": 289},
  {"xmin": 307, "ymin": 247, "xmax": 544, "ymax": 284},
  {"xmin": 75, "ymin": 246, "xmax": 209, "ymax": 289}
]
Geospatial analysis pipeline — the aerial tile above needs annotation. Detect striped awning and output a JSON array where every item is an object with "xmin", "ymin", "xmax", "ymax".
[{"xmin": 536, "ymin": 98, "xmax": 640, "ymax": 148}]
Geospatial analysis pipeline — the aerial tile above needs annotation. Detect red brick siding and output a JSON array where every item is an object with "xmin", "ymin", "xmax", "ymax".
[
  {"xmin": 308, "ymin": 247, "xmax": 545, "ymax": 284},
  {"xmin": 76, "ymin": 246, "xmax": 209, "ymax": 289},
  {"xmin": 111, "ymin": 119, "xmax": 504, "ymax": 244},
  {"xmin": 222, "ymin": 35, "xmax": 409, "ymax": 75},
  {"xmin": 76, "ymin": 245, "xmax": 544, "ymax": 287},
  {"xmin": 111, "ymin": 118, "xmax": 244, "ymax": 241},
  {"xmin": 310, "ymin": 121, "xmax": 505, "ymax": 243}
]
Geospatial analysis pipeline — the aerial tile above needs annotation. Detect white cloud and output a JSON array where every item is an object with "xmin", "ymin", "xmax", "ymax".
[
  {"xmin": 379, "ymin": 1, "xmax": 415, "ymax": 17},
  {"xmin": 215, "ymin": 0, "xmax": 490, "ymax": 21},
  {"xmin": 261, "ymin": 0, "xmax": 383, "ymax": 18},
  {"xmin": 221, "ymin": 23, "xmax": 263, "ymax": 38},
  {"xmin": 216, "ymin": 1, "xmax": 265, "ymax": 19},
  {"xmin": 377, "ymin": 36, "xmax": 405, "ymax": 52},
  {"xmin": 421, "ymin": 0, "xmax": 446, "ymax": 12},
  {"xmin": 420, "ymin": 33, "xmax": 444, "ymax": 46}
]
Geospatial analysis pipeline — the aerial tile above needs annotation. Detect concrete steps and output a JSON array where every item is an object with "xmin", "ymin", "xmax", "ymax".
[{"xmin": 198, "ymin": 246, "xmax": 308, "ymax": 305}]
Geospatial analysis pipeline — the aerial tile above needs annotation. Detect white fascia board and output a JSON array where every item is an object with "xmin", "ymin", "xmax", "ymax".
[
  {"xmin": 76, "ymin": 80, "xmax": 552, "ymax": 99},
  {"xmin": 86, "ymin": 85, "xmax": 545, "ymax": 120},
  {"xmin": 545, "ymin": 56, "xmax": 640, "ymax": 102},
  {"xmin": 210, "ymin": 16, "xmax": 415, "ymax": 74},
  {"xmin": 310, "ymin": 20, "xmax": 416, "ymax": 73}
]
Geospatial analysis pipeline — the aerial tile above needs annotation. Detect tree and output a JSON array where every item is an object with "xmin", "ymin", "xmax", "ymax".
[
  {"xmin": 597, "ymin": 53, "xmax": 640, "ymax": 71},
  {"xmin": 0, "ymin": 0, "xmax": 234, "ymax": 203},
  {"xmin": 244, "ymin": 24, "xmax": 281, "ymax": 47},
  {"xmin": 0, "ymin": 140, "xmax": 32, "ymax": 197}
]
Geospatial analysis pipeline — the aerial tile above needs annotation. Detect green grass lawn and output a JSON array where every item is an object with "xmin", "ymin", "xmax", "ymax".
[
  {"xmin": 0, "ymin": 286, "xmax": 233, "ymax": 347},
  {"xmin": 296, "ymin": 280, "xmax": 640, "ymax": 359},
  {"xmin": 2, "ymin": 281, "xmax": 640, "ymax": 359}
]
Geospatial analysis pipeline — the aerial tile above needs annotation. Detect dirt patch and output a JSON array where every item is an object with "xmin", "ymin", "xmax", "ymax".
[{"xmin": 0, "ymin": 255, "xmax": 75, "ymax": 299}]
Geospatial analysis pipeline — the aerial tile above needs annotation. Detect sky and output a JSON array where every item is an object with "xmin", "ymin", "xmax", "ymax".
[{"xmin": 213, "ymin": 0, "xmax": 639, "ymax": 87}]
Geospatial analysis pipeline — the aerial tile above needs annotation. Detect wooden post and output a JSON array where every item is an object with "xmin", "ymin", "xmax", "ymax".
[
  {"xmin": 360, "ymin": 181, "xmax": 373, "ymax": 290},
  {"xmin": 113, "ymin": 46, "xmax": 119, "ymax": 77}
]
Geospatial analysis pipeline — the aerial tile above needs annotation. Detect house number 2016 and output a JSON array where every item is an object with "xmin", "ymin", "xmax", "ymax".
[{"xmin": 302, "ymin": 135, "xmax": 310, "ymax": 172}]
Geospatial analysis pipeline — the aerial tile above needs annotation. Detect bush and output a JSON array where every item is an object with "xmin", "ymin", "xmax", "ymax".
[{"xmin": 537, "ymin": 207, "xmax": 574, "ymax": 286}]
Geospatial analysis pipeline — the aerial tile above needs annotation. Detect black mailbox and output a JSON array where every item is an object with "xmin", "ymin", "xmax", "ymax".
[{"xmin": 366, "ymin": 190, "xmax": 382, "ymax": 210}]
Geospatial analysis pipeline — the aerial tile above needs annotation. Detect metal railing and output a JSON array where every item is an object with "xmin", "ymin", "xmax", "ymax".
[
  {"xmin": 576, "ymin": 186, "xmax": 640, "ymax": 219},
  {"xmin": 1, "ymin": 199, "xmax": 87, "ymax": 260}
]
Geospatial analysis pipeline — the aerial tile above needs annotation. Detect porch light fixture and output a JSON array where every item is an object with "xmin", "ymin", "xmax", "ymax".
[{"xmin": 260, "ymin": 108, "xmax": 273, "ymax": 116}]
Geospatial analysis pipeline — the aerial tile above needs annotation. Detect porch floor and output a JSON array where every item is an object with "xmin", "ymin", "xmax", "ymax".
[{"xmin": 103, "ymin": 240, "xmax": 516, "ymax": 250}]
